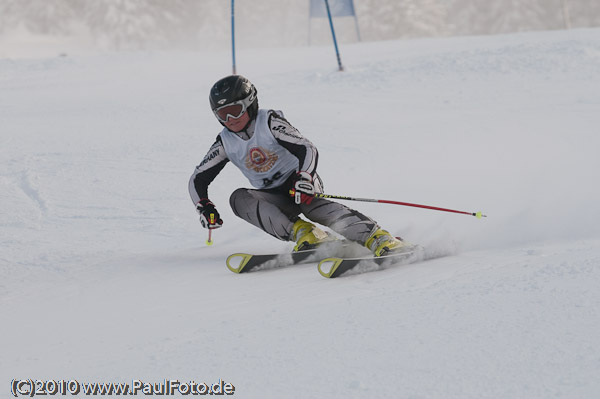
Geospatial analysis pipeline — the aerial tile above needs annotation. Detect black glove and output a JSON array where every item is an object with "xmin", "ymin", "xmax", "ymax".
[
  {"xmin": 196, "ymin": 198, "xmax": 223, "ymax": 229},
  {"xmin": 289, "ymin": 171, "xmax": 315, "ymax": 205}
]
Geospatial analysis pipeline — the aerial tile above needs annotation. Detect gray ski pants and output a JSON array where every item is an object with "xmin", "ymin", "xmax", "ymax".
[{"xmin": 229, "ymin": 188, "xmax": 378, "ymax": 245}]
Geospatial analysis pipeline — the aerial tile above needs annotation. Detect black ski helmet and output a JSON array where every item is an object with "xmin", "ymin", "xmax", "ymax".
[{"xmin": 209, "ymin": 75, "xmax": 258, "ymax": 126}]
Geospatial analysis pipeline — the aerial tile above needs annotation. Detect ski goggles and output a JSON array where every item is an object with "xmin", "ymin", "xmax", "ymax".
[{"xmin": 212, "ymin": 92, "xmax": 256, "ymax": 123}]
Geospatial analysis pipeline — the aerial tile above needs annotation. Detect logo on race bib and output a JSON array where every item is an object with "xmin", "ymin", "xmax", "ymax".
[{"xmin": 245, "ymin": 147, "xmax": 278, "ymax": 173}]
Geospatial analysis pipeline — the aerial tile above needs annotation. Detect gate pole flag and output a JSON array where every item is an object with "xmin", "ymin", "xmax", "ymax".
[
  {"xmin": 309, "ymin": 0, "xmax": 360, "ymax": 71},
  {"xmin": 309, "ymin": 0, "xmax": 361, "ymax": 41}
]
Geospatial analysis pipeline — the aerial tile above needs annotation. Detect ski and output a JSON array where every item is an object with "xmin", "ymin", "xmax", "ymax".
[
  {"xmin": 317, "ymin": 246, "xmax": 424, "ymax": 278},
  {"xmin": 226, "ymin": 240, "xmax": 355, "ymax": 274}
]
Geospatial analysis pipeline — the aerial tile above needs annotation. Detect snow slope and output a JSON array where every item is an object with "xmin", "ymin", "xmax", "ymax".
[{"xmin": 2, "ymin": 28, "xmax": 600, "ymax": 398}]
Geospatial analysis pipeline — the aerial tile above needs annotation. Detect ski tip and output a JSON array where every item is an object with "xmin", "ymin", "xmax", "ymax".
[
  {"xmin": 318, "ymin": 258, "xmax": 343, "ymax": 278},
  {"xmin": 226, "ymin": 253, "xmax": 253, "ymax": 274}
]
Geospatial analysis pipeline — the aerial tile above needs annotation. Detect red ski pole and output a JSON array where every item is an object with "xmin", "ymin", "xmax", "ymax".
[
  {"xmin": 314, "ymin": 193, "xmax": 487, "ymax": 218},
  {"xmin": 206, "ymin": 228, "xmax": 214, "ymax": 246}
]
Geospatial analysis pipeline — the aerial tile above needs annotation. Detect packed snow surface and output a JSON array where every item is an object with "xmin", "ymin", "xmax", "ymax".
[{"xmin": 2, "ymin": 28, "xmax": 600, "ymax": 398}]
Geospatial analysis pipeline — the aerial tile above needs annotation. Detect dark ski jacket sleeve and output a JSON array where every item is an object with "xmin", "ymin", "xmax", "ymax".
[
  {"xmin": 268, "ymin": 110, "xmax": 319, "ymax": 177},
  {"xmin": 188, "ymin": 136, "xmax": 229, "ymax": 204}
]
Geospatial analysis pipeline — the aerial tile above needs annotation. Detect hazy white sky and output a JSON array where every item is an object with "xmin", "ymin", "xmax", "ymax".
[{"xmin": 0, "ymin": 0, "xmax": 599, "ymax": 57}]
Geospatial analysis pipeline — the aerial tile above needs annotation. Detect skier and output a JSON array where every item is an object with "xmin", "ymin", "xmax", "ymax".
[{"xmin": 189, "ymin": 75, "xmax": 406, "ymax": 256}]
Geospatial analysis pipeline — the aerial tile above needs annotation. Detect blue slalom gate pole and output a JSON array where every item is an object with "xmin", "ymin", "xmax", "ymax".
[
  {"xmin": 324, "ymin": 0, "xmax": 344, "ymax": 71},
  {"xmin": 231, "ymin": 0, "xmax": 236, "ymax": 74}
]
